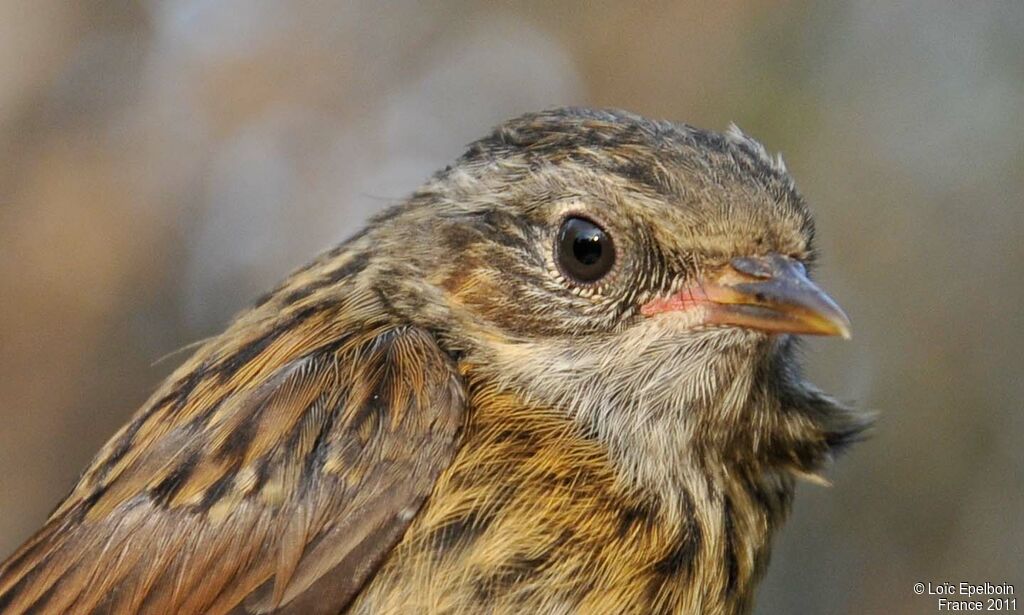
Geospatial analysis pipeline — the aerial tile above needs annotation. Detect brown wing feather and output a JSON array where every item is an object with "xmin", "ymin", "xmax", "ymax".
[{"xmin": 0, "ymin": 292, "xmax": 465, "ymax": 614}]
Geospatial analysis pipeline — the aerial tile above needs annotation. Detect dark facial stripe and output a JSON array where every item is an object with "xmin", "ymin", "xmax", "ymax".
[
  {"xmin": 722, "ymin": 494, "xmax": 739, "ymax": 596},
  {"xmin": 652, "ymin": 489, "xmax": 703, "ymax": 580}
]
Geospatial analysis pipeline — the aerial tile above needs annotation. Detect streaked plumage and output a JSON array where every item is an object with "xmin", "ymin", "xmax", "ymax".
[{"xmin": 0, "ymin": 108, "xmax": 868, "ymax": 614}]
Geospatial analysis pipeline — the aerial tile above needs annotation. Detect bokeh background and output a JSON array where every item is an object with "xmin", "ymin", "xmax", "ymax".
[{"xmin": 1, "ymin": 2, "xmax": 1021, "ymax": 612}]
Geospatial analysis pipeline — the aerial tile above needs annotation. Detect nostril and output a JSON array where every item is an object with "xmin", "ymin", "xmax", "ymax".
[{"xmin": 729, "ymin": 256, "xmax": 775, "ymax": 279}]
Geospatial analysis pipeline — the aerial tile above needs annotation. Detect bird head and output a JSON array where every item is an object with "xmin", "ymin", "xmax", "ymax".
[{"xmin": 368, "ymin": 108, "xmax": 866, "ymax": 487}]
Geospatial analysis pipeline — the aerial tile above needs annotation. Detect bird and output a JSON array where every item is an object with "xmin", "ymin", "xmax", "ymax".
[{"xmin": 0, "ymin": 107, "xmax": 869, "ymax": 614}]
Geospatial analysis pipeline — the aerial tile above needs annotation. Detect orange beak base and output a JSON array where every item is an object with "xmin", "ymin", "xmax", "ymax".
[{"xmin": 640, "ymin": 254, "xmax": 851, "ymax": 339}]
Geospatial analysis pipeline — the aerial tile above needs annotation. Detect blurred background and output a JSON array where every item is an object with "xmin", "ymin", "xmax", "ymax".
[{"xmin": 1, "ymin": 2, "xmax": 1021, "ymax": 612}]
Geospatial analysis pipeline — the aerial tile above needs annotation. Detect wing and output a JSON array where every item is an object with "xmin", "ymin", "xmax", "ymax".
[{"xmin": 0, "ymin": 292, "xmax": 465, "ymax": 614}]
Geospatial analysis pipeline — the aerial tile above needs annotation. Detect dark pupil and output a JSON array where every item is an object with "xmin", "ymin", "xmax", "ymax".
[
  {"xmin": 573, "ymin": 230, "xmax": 603, "ymax": 265},
  {"xmin": 557, "ymin": 217, "xmax": 614, "ymax": 283}
]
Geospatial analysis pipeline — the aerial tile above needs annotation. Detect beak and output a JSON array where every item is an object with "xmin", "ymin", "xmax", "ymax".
[{"xmin": 641, "ymin": 254, "xmax": 851, "ymax": 338}]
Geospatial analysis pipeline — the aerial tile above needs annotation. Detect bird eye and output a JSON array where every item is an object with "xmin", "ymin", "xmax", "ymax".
[{"xmin": 556, "ymin": 216, "xmax": 615, "ymax": 284}]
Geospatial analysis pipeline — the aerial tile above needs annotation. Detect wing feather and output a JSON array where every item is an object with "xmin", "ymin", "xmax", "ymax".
[{"xmin": 0, "ymin": 295, "xmax": 465, "ymax": 614}]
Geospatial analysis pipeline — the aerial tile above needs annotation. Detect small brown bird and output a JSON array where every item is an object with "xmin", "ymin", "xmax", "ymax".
[{"xmin": 0, "ymin": 108, "xmax": 868, "ymax": 614}]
